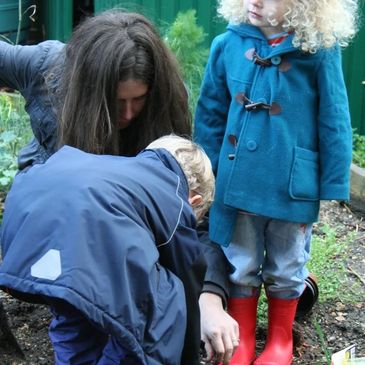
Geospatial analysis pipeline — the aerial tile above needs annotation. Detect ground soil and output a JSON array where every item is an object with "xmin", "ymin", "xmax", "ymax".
[{"xmin": 0, "ymin": 200, "xmax": 364, "ymax": 365}]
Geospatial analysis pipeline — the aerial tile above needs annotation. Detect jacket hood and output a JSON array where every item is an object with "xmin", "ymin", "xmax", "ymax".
[{"xmin": 144, "ymin": 148, "xmax": 190, "ymax": 199}]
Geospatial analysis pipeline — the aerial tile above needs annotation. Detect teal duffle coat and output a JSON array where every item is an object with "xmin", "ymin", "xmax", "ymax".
[{"xmin": 194, "ymin": 24, "xmax": 352, "ymax": 246}]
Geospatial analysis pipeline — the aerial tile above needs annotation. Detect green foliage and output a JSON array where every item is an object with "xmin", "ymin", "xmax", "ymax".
[
  {"xmin": 257, "ymin": 295, "xmax": 268, "ymax": 326},
  {"xmin": 352, "ymin": 130, "xmax": 365, "ymax": 168},
  {"xmin": 164, "ymin": 10, "xmax": 209, "ymax": 114},
  {"xmin": 0, "ymin": 92, "xmax": 32, "ymax": 192},
  {"xmin": 0, "ymin": 131, "xmax": 19, "ymax": 187},
  {"xmin": 308, "ymin": 224, "xmax": 356, "ymax": 302},
  {"xmin": 313, "ymin": 319, "xmax": 332, "ymax": 365}
]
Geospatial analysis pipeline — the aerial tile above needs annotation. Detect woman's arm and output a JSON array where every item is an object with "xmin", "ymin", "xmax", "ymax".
[
  {"xmin": 197, "ymin": 216, "xmax": 239, "ymax": 364},
  {"xmin": 199, "ymin": 292, "xmax": 239, "ymax": 365},
  {"xmin": 0, "ymin": 41, "xmax": 61, "ymax": 91},
  {"xmin": 0, "ymin": 41, "xmax": 64, "ymax": 169}
]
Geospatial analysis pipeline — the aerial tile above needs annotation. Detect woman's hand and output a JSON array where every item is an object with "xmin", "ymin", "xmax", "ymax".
[{"xmin": 199, "ymin": 292, "xmax": 239, "ymax": 364}]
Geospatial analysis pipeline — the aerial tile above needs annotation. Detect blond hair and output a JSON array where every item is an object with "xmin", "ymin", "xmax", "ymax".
[
  {"xmin": 217, "ymin": 0, "xmax": 359, "ymax": 53},
  {"xmin": 147, "ymin": 135, "xmax": 215, "ymax": 220}
]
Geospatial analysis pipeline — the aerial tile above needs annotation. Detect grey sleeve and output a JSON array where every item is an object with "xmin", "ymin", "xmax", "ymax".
[{"xmin": 0, "ymin": 40, "xmax": 63, "ymax": 92}]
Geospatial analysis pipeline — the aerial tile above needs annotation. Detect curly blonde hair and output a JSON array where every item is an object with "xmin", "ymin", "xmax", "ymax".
[{"xmin": 217, "ymin": 0, "xmax": 359, "ymax": 53}]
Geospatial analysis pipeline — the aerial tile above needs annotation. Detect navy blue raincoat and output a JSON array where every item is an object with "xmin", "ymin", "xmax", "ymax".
[{"xmin": 0, "ymin": 146, "xmax": 206, "ymax": 364}]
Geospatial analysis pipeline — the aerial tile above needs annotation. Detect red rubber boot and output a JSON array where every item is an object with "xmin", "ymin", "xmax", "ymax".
[
  {"xmin": 254, "ymin": 297, "xmax": 298, "ymax": 365},
  {"xmin": 228, "ymin": 297, "xmax": 258, "ymax": 365}
]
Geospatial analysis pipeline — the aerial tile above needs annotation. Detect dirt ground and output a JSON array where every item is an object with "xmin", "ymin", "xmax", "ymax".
[{"xmin": 0, "ymin": 200, "xmax": 364, "ymax": 365}]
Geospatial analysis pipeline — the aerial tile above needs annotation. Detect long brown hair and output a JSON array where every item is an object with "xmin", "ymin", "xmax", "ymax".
[{"xmin": 56, "ymin": 10, "xmax": 191, "ymax": 155}]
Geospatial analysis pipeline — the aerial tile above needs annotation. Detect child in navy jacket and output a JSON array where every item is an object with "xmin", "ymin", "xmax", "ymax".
[{"xmin": 0, "ymin": 135, "xmax": 215, "ymax": 365}]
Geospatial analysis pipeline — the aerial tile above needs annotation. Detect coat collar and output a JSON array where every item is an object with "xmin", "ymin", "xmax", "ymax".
[{"xmin": 227, "ymin": 23, "xmax": 298, "ymax": 56}]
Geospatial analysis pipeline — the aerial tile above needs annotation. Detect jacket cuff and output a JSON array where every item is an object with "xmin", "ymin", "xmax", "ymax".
[{"xmin": 202, "ymin": 282, "xmax": 228, "ymax": 309}]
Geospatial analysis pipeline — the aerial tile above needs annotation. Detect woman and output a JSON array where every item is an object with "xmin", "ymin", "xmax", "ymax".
[{"xmin": 0, "ymin": 10, "xmax": 191, "ymax": 168}]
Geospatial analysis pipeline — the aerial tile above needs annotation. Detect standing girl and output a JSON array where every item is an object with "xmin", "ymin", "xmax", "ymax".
[{"xmin": 194, "ymin": 0, "xmax": 358, "ymax": 364}]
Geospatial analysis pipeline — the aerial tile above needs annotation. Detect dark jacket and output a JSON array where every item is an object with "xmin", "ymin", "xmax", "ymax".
[{"xmin": 0, "ymin": 146, "xmax": 206, "ymax": 364}]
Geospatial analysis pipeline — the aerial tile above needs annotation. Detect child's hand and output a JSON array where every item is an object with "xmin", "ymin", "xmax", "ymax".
[{"xmin": 199, "ymin": 292, "xmax": 239, "ymax": 365}]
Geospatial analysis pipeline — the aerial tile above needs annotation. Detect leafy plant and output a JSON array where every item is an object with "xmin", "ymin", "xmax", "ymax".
[
  {"xmin": 0, "ymin": 92, "xmax": 32, "ymax": 192},
  {"xmin": 313, "ymin": 318, "xmax": 332, "ymax": 365},
  {"xmin": 0, "ymin": 131, "xmax": 20, "ymax": 187},
  {"xmin": 308, "ymin": 224, "xmax": 356, "ymax": 302},
  {"xmin": 164, "ymin": 10, "xmax": 209, "ymax": 114},
  {"xmin": 352, "ymin": 130, "xmax": 365, "ymax": 168}
]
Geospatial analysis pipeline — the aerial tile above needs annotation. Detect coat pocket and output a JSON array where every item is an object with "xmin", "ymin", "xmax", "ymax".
[{"xmin": 289, "ymin": 147, "xmax": 319, "ymax": 201}]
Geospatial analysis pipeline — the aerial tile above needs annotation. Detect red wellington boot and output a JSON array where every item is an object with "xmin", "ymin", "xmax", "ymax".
[
  {"xmin": 254, "ymin": 297, "xmax": 298, "ymax": 365},
  {"xmin": 227, "ymin": 296, "xmax": 258, "ymax": 365}
]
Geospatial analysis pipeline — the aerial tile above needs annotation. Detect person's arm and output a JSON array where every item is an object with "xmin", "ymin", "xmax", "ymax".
[
  {"xmin": 0, "ymin": 41, "xmax": 54, "ymax": 91},
  {"xmin": 194, "ymin": 34, "xmax": 240, "ymax": 362},
  {"xmin": 158, "ymin": 214, "xmax": 239, "ymax": 365},
  {"xmin": 158, "ymin": 223, "xmax": 207, "ymax": 365},
  {"xmin": 197, "ymin": 216, "xmax": 239, "ymax": 365},
  {"xmin": 0, "ymin": 40, "xmax": 64, "ymax": 92},
  {"xmin": 199, "ymin": 292, "xmax": 239, "ymax": 365},
  {"xmin": 197, "ymin": 215, "xmax": 230, "ymax": 306},
  {"xmin": 161, "ymin": 226, "xmax": 238, "ymax": 365},
  {"xmin": 194, "ymin": 34, "xmax": 230, "ymax": 174},
  {"xmin": 317, "ymin": 45, "xmax": 352, "ymax": 201},
  {"xmin": 0, "ymin": 41, "xmax": 64, "ymax": 170}
]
